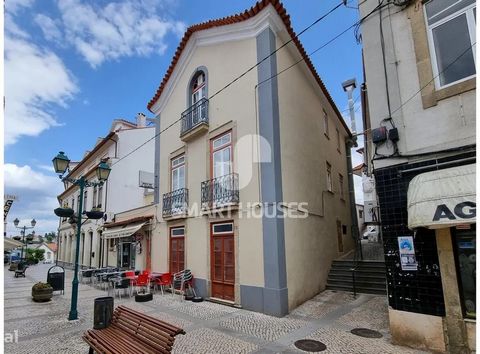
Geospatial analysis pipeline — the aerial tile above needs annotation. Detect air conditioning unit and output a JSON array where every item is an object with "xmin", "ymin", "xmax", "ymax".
[{"xmin": 103, "ymin": 212, "xmax": 114, "ymax": 223}]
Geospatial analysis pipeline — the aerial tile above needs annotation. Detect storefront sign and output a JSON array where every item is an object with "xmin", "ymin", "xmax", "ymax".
[
  {"xmin": 398, "ymin": 236, "xmax": 418, "ymax": 271},
  {"xmin": 408, "ymin": 164, "xmax": 475, "ymax": 229}
]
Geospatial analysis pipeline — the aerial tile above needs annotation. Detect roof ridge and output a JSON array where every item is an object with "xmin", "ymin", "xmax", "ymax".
[{"xmin": 147, "ymin": 0, "xmax": 350, "ymax": 135}]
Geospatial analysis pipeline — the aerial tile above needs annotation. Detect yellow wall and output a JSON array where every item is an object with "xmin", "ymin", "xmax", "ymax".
[{"xmin": 275, "ymin": 36, "xmax": 354, "ymax": 309}]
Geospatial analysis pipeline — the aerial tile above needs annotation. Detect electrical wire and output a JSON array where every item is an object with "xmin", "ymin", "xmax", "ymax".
[
  {"xmin": 110, "ymin": 1, "xmax": 348, "ymax": 168},
  {"xmin": 110, "ymin": 0, "xmax": 391, "ymax": 169}
]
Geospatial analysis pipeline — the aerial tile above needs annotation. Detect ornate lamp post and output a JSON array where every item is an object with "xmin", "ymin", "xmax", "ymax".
[
  {"xmin": 52, "ymin": 151, "xmax": 111, "ymax": 321},
  {"xmin": 13, "ymin": 218, "xmax": 36, "ymax": 260}
]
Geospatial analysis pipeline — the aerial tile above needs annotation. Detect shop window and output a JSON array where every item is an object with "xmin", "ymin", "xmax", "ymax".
[{"xmin": 453, "ymin": 225, "xmax": 476, "ymax": 319}]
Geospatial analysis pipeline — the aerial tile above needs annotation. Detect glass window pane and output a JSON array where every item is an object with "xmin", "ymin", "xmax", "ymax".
[
  {"xmin": 213, "ymin": 223, "xmax": 233, "ymax": 234},
  {"xmin": 432, "ymin": 14, "xmax": 475, "ymax": 86},
  {"xmin": 426, "ymin": 0, "xmax": 475, "ymax": 25},
  {"xmin": 455, "ymin": 228, "xmax": 476, "ymax": 319},
  {"xmin": 171, "ymin": 228, "xmax": 185, "ymax": 237}
]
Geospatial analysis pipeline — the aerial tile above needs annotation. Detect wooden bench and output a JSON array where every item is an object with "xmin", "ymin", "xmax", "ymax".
[{"xmin": 83, "ymin": 305, "xmax": 185, "ymax": 354}]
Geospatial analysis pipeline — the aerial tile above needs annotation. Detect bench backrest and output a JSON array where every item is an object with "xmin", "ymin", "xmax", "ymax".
[{"xmin": 111, "ymin": 306, "xmax": 185, "ymax": 352}]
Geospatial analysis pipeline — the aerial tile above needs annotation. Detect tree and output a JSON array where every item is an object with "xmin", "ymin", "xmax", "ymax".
[
  {"xmin": 25, "ymin": 248, "xmax": 45, "ymax": 264},
  {"xmin": 44, "ymin": 232, "xmax": 56, "ymax": 243}
]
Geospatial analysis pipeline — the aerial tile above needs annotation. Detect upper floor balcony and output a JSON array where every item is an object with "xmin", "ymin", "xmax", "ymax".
[
  {"xmin": 201, "ymin": 173, "xmax": 239, "ymax": 210},
  {"xmin": 163, "ymin": 188, "xmax": 189, "ymax": 218},
  {"xmin": 180, "ymin": 98, "xmax": 209, "ymax": 141}
]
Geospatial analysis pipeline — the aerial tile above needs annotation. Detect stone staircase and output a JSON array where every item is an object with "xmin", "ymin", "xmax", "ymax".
[{"xmin": 326, "ymin": 259, "xmax": 387, "ymax": 295}]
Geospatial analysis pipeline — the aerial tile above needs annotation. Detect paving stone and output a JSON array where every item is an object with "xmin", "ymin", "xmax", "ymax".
[
  {"xmin": 220, "ymin": 312, "xmax": 307, "ymax": 341},
  {"xmin": 4, "ymin": 264, "xmax": 425, "ymax": 354},
  {"xmin": 291, "ymin": 327, "xmax": 427, "ymax": 354},
  {"xmin": 335, "ymin": 297, "xmax": 389, "ymax": 332},
  {"xmin": 173, "ymin": 328, "xmax": 258, "ymax": 354}
]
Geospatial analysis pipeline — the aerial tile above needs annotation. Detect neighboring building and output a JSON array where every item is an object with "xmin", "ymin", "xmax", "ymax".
[
  {"xmin": 56, "ymin": 116, "xmax": 155, "ymax": 270},
  {"xmin": 360, "ymin": 0, "xmax": 475, "ymax": 352},
  {"xmin": 146, "ymin": 0, "xmax": 354, "ymax": 316},
  {"xmin": 356, "ymin": 204, "xmax": 365, "ymax": 235},
  {"xmin": 35, "ymin": 243, "xmax": 57, "ymax": 264}
]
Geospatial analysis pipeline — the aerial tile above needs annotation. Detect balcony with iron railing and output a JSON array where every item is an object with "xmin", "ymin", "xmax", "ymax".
[
  {"xmin": 163, "ymin": 188, "xmax": 189, "ymax": 218},
  {"xmin": 180, "ymin": 98, "xmax": 209, "ymax": 141},
  {"xmin": 201, "ymin": 173, "xmax": 239, "ymax": 210}
]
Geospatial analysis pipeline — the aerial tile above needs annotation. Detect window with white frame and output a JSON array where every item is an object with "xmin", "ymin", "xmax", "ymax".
[
  {"xmin": 425, "ymin": 0, "xmax": 476, "ymax": 89},
  {"xmin": 326, "ymin": 162, "xmax": 332, "ymax": 192},
  {"xmin": 83, "ymin": 191, "xmax": 88, "ymax": 211},
  {"xmin": 92, "ymin": 186, "xmax": 98, "ymax": 209},
  {"xmin": 171, "ymin": 154, "xmax": 185, "ymax": 191},
  {"xmin": 98, "ymin": 184, "xmax": 103, "ymax": 209}
]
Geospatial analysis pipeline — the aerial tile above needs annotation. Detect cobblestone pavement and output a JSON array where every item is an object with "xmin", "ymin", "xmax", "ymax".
[{"xmin": 4, "ymin": 264, "xmax": 429, "ymax": 354}]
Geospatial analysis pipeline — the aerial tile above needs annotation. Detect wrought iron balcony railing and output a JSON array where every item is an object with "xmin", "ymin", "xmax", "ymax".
[
  {"xmin": 180, "ymin": 98, "xmax": 209, "ymax": 136},
  {"xmin": 201, "ymin": 173, "xmax": 239, "ymax": 209},
  {"xmin": 163, "ymin": 188, "xmax": 189, "ymax": 217}
]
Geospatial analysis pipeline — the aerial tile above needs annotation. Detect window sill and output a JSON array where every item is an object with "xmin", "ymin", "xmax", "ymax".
[
  {"xmin": 326, "ymin": 190, "xmax": 334, "ymax": 195},
  {"xmin": 435, "ymin": 77, "xmax": 476, "ymax": 102},
  {"xmin": 324, "ymin": 133, "xmax": 330, "ymax": 140},
  {"xmin": 340, "ymin": 197, "xmax": 346, "ymax": 202},
  {"xmin": 337, "ymin": 148, "xmax": 341, "ymax": 154}
]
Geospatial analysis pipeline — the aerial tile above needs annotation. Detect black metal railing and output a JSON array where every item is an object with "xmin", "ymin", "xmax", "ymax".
[
  {"xmin": 163, "ymin": 188, "xmax": 189, "ymax": 217},
  {"xmin": 201, "ymin": 173, "xmax": 239, "ymax": 209},
  {"xmin": 181, "ymin": 98, "xmax": 209, "ymax": 136}
]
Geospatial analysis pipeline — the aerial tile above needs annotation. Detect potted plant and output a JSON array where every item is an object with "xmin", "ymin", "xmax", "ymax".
[
  {"xmin": 86, "ymin": 207, "xmax": 104, "ymax": 220},
  {"xmin": 32, "ymin": 282, "xmax": 53, "ymax": 302},
  {"xmin": 12, "ymin": 236, "xmax": 21, "ymax": 241},
  {"xmin": 54, "ymin": 207, "xmax": 74, "ymax": 218}
]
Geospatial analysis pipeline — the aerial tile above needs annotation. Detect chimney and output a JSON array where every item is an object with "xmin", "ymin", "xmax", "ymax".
[{"xmin": 136, "ymin": 113, "xmax": 146, "ymax": 127}]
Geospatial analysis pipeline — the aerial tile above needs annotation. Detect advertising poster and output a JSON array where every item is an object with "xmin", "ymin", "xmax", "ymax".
[{"xmin": 398, "ymin": 236, "xmax": 418, "ymax": 271}]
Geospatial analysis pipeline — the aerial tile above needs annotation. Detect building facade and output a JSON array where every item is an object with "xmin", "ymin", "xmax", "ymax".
[
  {"xmin": 146, "ymin": 0, "xmax": 354, "ymax": 317},
  {"xmin": 360, "ymin": 0, "xmax": 475, "ymax": 352},
  {"xmin": 57, "ymin": 116, "xmax": 155, "ymax": 271}
]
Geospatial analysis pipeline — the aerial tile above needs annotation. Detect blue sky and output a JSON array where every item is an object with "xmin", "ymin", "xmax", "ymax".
[{"xmin": 4, "ymin": 0, "xmax": 364, "ymax": 236}]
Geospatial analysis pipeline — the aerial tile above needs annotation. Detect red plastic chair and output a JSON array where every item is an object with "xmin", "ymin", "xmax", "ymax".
[
  {"xmin": 136, "ymin": 273, "xmax": 150, "ymax": 294},
  {"xmin": 155, "ymin": 273, "xmax": 172, "ymax": 295}
]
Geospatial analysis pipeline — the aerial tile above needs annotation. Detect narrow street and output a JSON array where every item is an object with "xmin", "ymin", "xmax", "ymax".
[{"xmin": 4, "ymin": 264, "xmax": 427, "ymax": 354}]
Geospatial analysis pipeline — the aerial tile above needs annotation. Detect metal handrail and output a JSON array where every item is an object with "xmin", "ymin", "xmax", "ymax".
[
  {"xmin": 162, "ymin": 188, "xmax": 189, "ymax": 217},
  {"xmin": 201, "ymin": 173, "xmax": 239, "ymax": 209},
  {"xmin": 180, "ymin": 98, "xmax": 209, "ymax": 135}
]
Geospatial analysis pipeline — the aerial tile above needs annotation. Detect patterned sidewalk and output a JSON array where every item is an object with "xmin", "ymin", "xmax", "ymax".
[{"xmin": 4, "ymin": 264, "xmax": 429, "ymax": 353}]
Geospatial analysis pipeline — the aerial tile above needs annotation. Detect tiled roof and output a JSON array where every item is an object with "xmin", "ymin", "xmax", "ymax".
[{"xmin": 147, "ymin": 0, "xmax": 350, "ymax": 135}]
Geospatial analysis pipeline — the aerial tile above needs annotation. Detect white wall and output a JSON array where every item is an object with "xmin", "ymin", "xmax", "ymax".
[{"xmin": 106, "ymin": 127, "xmax": 155, "ymax": 215}]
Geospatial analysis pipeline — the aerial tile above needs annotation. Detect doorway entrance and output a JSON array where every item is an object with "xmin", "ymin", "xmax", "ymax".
[
  {"xmin": 210, "ymin": 222, "xmax": 235, "ymax": 301},
  {"xmin": 117, "ymin": 241, "xmax": 135, "ymax": 269}
]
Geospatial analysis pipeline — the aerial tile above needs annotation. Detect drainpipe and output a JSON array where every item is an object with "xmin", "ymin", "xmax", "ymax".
[
  {"xmin": 346, "ymin": 139, "xmax": 362, "ymax": 260},
  {"xmin": 342, "ymin": 78, "xmax": 362, "ymax": 261}
]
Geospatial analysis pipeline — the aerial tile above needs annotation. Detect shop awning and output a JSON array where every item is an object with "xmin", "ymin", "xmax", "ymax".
[
  {"xmin": 408, "ymin": 164, "xmax": 476, "ymax": 229},
  {"xmin": 4, "ymin": 238, "xmax": 23, "ymax": 251},
  {"xmin": 102, "ymin": 222, "xmax": 146, "ymax": 240}
]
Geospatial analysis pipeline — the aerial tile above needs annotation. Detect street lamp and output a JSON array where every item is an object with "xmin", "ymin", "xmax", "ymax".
[
  {"xmin": 13, "ymin": 218, "xmax": 36, "ymax": 261},
  {"xmin": 52, "ymin": 151, "xmax": 111, "ymax": 321}
]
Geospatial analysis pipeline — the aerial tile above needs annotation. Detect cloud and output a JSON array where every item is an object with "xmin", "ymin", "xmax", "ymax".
[
  {"xmin": 34, "ymin": 14, "xmax": 63, "ymax": 42},
  {"xmin": 5, "ymin": 0, "xmax": 35, "ymax": 14},
  {"xmin": 4, "ymin": 164, "xmax": 64, "ymax": 236},
  {"xmin": 4, "ymin": 34, "xmax": 78, "ymax": 145},
  {"xmin": 53, "ymin": 0, "xmax": 186, "ymax": 68}
]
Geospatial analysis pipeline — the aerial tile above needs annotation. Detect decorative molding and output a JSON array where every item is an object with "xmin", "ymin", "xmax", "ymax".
[{"xmin": 150, "ymin": 5, "xmax": 286, "ymax": 114}]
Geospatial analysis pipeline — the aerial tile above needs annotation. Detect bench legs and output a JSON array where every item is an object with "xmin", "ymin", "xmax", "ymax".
[{"xmin": 88, "ymin": 347, "xmax": 94, "ymax": 354}]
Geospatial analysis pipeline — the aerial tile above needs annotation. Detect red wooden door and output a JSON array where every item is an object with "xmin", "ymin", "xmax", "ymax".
[
  {"xmin": 170, "ymin": 227, "xmax": 185, "ymax": 274},
  {"xmin": 211, "ymin": 223, "xmax": 235, "ymax": 301}
]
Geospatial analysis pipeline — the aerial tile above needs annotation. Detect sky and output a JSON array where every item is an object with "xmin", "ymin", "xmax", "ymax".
[{"xmin": 4, "ymin": 0, "xmax": 365, "ymax": 237}]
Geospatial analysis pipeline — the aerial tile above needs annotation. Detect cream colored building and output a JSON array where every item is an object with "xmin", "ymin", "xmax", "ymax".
[
  {"xmin": 360, "ymin": 0, "xmax": 475, "ymax": 352},
  {"xmin": 57, "ymin": 117, "xmax": 155, "ymax": 270},
  {"xmin": 147, "ymin": 0, "xmax": 354, "ymax": 316}
]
